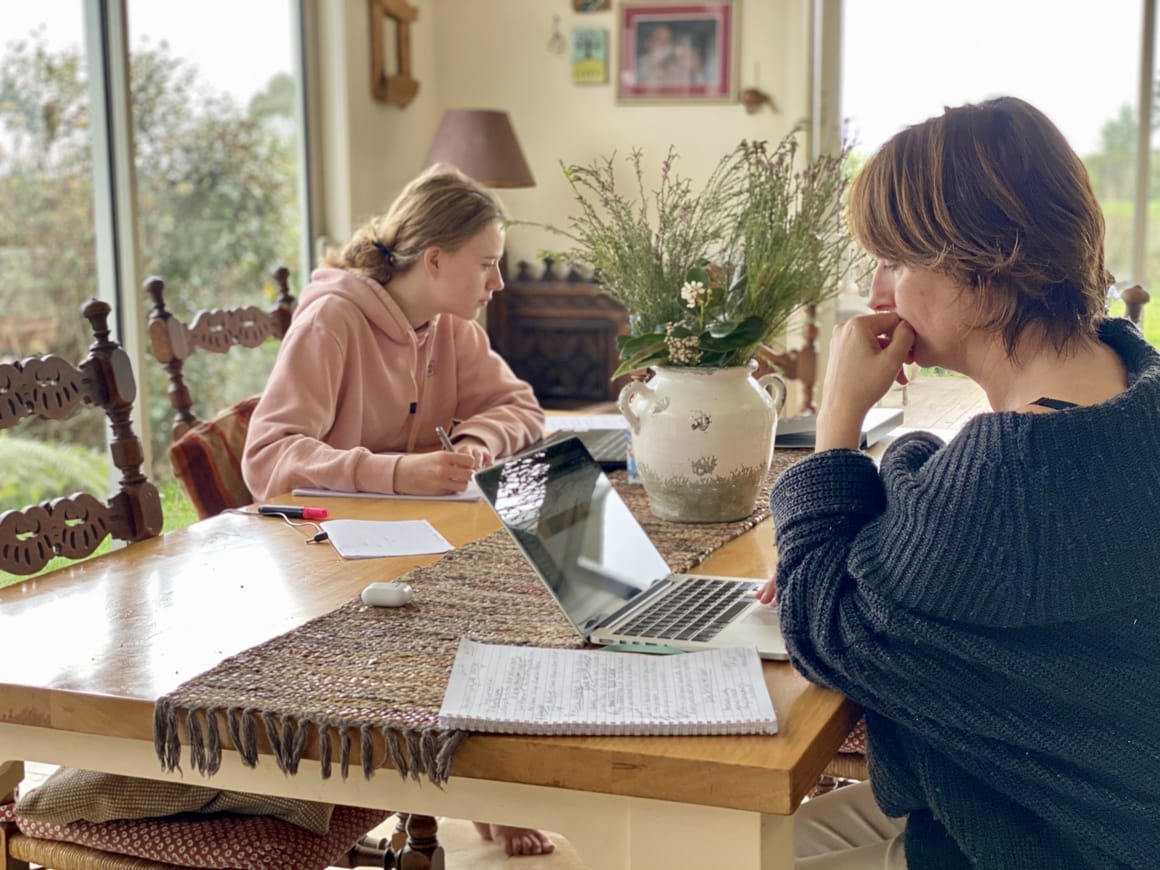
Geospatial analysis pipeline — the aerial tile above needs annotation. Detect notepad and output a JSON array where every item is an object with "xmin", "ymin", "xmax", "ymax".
[
  {"xmin": 293, "ymin": 480, "xmax": 483, "ymax": 502},
  {"xmin": 437, "ymin": 639, "xmax": 779, "ymax": 736}
]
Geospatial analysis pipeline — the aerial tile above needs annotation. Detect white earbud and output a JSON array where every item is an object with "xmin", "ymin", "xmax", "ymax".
[{"xmin": 361, "ymin": 582, "xmax": 414, "ymax": 608}]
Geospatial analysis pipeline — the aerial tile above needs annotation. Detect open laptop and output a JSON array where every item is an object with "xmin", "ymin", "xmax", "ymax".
[{"xmin": 474, "ymin": 437, "xmax": 788, "ymax": 660}]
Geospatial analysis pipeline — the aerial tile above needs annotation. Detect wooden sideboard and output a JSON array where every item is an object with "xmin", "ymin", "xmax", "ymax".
[
  {"xmin": 488, "ymin": 258, "xmax": 823, "ymax": 413},
  {"xmin": 489, "ymin": 259, "xmax": 630, "ymax": 409}
]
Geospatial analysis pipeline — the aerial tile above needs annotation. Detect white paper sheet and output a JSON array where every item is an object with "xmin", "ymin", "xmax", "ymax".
[
  {"xmin": 320, "ymin": 519, "xmax": 454, "ymax": 559},
  {"xmin": 293, "ymin": 479, "xmax": 482, "ymax": 502},
  {"xmin": 544, "ymin": 414, "xmax": 629, "ymax": 432}
]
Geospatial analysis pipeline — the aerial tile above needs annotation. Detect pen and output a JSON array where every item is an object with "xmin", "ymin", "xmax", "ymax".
[
  {"xmin": 435, "ymin": 425, "xmax": 455, "ymax": 452},
  {"xmin": 258, "ymin": 504, "xmax": 329, "ymax": 520}
]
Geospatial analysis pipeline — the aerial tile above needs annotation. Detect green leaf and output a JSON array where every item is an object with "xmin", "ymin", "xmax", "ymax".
[
  {"xmin": 616, "ymin": 332, "xmax": 667, "ymax": 357},
  {"xmin": 707, "ymin": 317, "xmax": 744, "ymax": 338},
  {"xmin": 613, "ymin": 347, "xmax": 668, "ymax": 379},
  {"xmin": 685, "ymin": 265, "xmax": 711, "ymax": 287}
]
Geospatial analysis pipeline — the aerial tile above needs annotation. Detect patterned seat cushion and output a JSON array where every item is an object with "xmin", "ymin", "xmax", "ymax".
[
  {"xmin": 2, "ymin": 800, "xmax": 390, "ymax": 870},
  {"xmin": 15, "ymin": 768, "xmax": 333, "ymax": 835},
  {"xmin": 169, "ymin": 396, "xmax": 259, "ymax": 519},
  {"xmin": 837, "ymin": 715, "xmax": 867, "ymax": 755}
]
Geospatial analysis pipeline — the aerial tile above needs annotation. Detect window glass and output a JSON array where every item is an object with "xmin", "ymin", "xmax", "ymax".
[
  {"xmin": 127, "ymin": 1, "xmax": 304, "ymax": 472},
  {"xmin": 1, "ymin": 2, "xmax": 309, "ymax": 580},
  {"xmin": 0, "ymin": 5, "xmax": 110, "ymax": 512},
  {"xmin": 842, "ymin": 0, "xmax": 1142, "ymax": 289}
]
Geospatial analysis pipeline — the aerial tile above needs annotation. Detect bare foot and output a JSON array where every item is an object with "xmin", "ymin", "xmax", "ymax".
[{"xmin": 472, "ymin": 821, "xmax": 556, "ymax": 856}]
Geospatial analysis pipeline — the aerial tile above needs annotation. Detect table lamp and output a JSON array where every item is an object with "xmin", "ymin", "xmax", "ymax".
[{"xmin": 422, "ymin": 109, "xmax": 535, "ymax": 188}]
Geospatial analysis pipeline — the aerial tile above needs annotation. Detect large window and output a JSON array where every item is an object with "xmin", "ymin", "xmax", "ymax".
[
  {"xmin": 126, "ymin": 1, "xmax": 306, "ymax": 461},
  {"xmin": 0, "ymin": 5, "xmax": 107, "ymax": 508},
  {"xmin": 841, "ymin": 0, "xmax": 1151, "ymax": 307},
  {"xmin": 0, "ymin": 1, "xmax": 309, "ymax": 517}
]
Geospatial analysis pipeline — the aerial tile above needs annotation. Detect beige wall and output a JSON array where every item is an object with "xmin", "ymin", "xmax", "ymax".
[{"xmin": 313, "ymin": 0, "xmax": 814, "ymax": 268}]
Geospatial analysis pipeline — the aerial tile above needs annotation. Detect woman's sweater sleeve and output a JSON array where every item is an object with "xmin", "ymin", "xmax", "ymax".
[
  {"xmin": 241, "ymin": 320, "xmax": 399, "ymax": 499},
  {"xmin": 771, "ymin": 432, "xmax": 946, "ymax": 694},
  {"xmin": 771, "ymin": 449, "xmax": 887, "ymax": 687},
  {"xmin": 447, "ymin": 320, "xmax": 545, "ymax": 457}
]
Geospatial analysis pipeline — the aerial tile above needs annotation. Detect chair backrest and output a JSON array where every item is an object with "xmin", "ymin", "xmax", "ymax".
[
  {"xmin": 0, "ymin": 299, "xmax": 163, "ymax": 575},
  {"xmin": 1120, "ymin": 283, "xmax": 1151, "ymax": 328},
  {"xmin": 146, "ymin": 265, "xmax": 296, "ymax": 441},
  {"xmin": 146, "ymin": 267, "xmax": 296, "ymax": 518}
]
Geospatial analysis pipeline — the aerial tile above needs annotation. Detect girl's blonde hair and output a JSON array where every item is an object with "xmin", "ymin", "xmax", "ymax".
[{"xmin": 323, "ymin": 164, "xmax": 505, "ymax": 285}]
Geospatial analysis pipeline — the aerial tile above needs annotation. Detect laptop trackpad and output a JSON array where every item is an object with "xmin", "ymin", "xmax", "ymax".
[
  {"xmin": 738, "ymin": 603, "xmax": 780, "ymax": 626},
  {"xmin": 716, "ymin": 602, "xmax": 788, "ymax": 660},
  {"xmin": 696, "ymin": 607, "xmax": 788, "ymax": 658}
]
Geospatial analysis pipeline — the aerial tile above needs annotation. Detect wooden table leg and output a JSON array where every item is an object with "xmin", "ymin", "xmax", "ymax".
[{"xmin": 395, "ymin": 813, "xmax": 443, "ymax": 870}]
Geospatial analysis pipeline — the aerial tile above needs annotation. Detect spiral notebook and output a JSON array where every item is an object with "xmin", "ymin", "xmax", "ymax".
[{"xmin": 437, "ymin": 639, "xmax": 778, "ymax": 736}]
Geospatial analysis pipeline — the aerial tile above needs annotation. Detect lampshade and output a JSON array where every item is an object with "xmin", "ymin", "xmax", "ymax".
[{"xmin": 422, "ymin": 109, "xmax": 535, "ymax": 188}]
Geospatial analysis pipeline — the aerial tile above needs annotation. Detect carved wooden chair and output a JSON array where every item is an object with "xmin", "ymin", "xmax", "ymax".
[
  {"xmin": 1120, "ymin": 283, "xmax": 1151, "ymax": 327},
  {"xmin": 0, "ymin": 301, "xmax": 433, "ymax": 870},
  {"xmin": 0, "ymin": 297, "xmax": 162, "ymax": 576},
  {"xmin": 145, "ymin": 267, "xmax": 296, "ymax": 518},
  {"xmin": 755, "ymin": 303, "xmax": 821, "ymax": 415},
  {"xmin": 146, "ymin": 266, "xmax": 296, "ymax": 442}
]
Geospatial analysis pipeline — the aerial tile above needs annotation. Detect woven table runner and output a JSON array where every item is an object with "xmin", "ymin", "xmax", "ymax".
[{"xmin": 154, "ymin": 449, "xmax": 809, "ymax": 785}]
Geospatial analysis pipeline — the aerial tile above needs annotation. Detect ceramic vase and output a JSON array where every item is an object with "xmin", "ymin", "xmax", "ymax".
[{"xmin": 618, "ymin": 363, "xmax": 787, "ymax": 523}]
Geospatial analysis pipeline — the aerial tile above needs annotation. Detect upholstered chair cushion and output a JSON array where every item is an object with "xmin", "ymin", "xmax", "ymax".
[
  {"xmin": 3, "ymin": 799, "xmax": 389, "ymax": 870},
  {"xmin": 169, "ymin": 395, "xmax": 259, "ymax": 518}
]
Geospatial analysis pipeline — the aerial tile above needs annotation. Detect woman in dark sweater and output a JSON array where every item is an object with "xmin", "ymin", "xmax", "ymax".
[{"xmin": 759, "ymin": 97, "xmax": 1160, "ymax": 868}]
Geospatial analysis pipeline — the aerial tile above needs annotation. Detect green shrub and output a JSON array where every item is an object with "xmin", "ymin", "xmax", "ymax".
[{"xmin": 0, "ymin": 434, "xmax": 111, "ymax": 511}]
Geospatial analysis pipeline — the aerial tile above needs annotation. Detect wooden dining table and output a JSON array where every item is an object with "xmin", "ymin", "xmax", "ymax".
[{"xmin": 0, "ymin": 488, "xmax": 860, "ymax": 869}]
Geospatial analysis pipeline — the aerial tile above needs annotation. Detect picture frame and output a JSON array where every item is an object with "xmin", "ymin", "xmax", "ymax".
[
  {"xmin": 573, "ymin": 27, "xmax": 610, "ymax": 85},
  {"xmin": 618, "ymin": 1, "xmax": 737, "ymax": 103}
]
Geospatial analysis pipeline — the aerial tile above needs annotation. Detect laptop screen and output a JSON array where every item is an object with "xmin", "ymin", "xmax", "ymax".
[{"xmin": 474, "ymin": 438, "xmax": 671, "ymax": 635}]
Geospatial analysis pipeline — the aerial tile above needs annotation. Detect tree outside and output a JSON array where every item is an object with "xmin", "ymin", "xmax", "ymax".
[{"xmin": 0, "ymin": 28, "xmax": 300, "ymax": 497}]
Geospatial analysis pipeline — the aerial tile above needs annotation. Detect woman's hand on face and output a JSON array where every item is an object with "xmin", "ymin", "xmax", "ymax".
[
  {"xmin": 815, "ymin": 312, "xmax": 915, "ymax": 451},
  {"xmin": 395, "ymin": 451, "xmax": 479, "ymax": 495}
]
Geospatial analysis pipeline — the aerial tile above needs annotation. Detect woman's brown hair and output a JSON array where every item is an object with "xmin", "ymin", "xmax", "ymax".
[
  {"xmin": 323, "ymin": 163, "xmax": 505, "ymax": 285},
  {"xmin": 847, "ymin": 96, "xmax": 1112, "ymax": 358}
]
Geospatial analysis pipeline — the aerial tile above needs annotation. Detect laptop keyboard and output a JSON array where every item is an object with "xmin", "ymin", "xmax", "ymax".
[{"xmin": 617, "ymin": 577, "xmax": 758, "ymax": 643}]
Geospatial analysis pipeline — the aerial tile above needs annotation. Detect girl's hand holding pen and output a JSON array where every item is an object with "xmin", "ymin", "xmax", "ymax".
[
  {"xmin": 395, "ymin": 450, "xmax": 478, "ymax": 495},
  {"xmin": 435, "ymin": 425, "xmax": 493, "ymax": 469},
  {"xmin": 393, "ymin": 425, "xmax": 489, "ymax": 495}
]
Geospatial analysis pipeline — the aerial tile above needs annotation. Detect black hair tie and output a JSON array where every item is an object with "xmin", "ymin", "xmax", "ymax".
[{"xmin": 372, "ymin": 239, "xmax": 396, "ymax": 266}]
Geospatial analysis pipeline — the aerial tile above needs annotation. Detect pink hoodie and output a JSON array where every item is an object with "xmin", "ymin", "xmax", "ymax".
[{"xmin": 242, "ymin": 267, "xmax": 544, "ymax": 499}]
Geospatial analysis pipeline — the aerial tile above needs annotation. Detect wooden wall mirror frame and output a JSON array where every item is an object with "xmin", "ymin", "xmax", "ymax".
[{"xmin": 369, "ymin": 0, "xmax": 419, "ymax": 107}]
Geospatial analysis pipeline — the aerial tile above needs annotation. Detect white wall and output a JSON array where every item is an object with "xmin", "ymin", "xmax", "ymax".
[{"xmin": 312, "ymin": 0, "xmax": 814, "ymax": 268}]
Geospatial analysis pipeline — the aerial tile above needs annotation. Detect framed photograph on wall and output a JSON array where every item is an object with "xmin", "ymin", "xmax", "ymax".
[{"xmin": 618, "ymin": 1, "xmax": 737, "ymax": 103}]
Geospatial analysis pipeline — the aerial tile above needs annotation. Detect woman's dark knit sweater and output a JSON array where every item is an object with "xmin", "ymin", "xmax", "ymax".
[{"xmin": 772, "ymin": 318, "xmax": 1160, "ymax": 868}]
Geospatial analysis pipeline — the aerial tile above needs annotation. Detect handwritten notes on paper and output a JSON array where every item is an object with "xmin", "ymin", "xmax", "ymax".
[
  {"xmin": 437, "ymin": 639, "xmax": 778, "ymax": 736},
  {"xmin": 321, "ymin": 519, "xmax": 453, "ymax": 559}
]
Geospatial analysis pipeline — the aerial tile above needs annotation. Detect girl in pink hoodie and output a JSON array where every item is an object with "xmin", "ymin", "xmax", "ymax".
[
  {"xmin": 242, "ymin": 167, "xmax": 554, "ymax": 856},
  {"xmin": 243, "ymin": 165, "xmax": 545, "ymax": 501}
]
